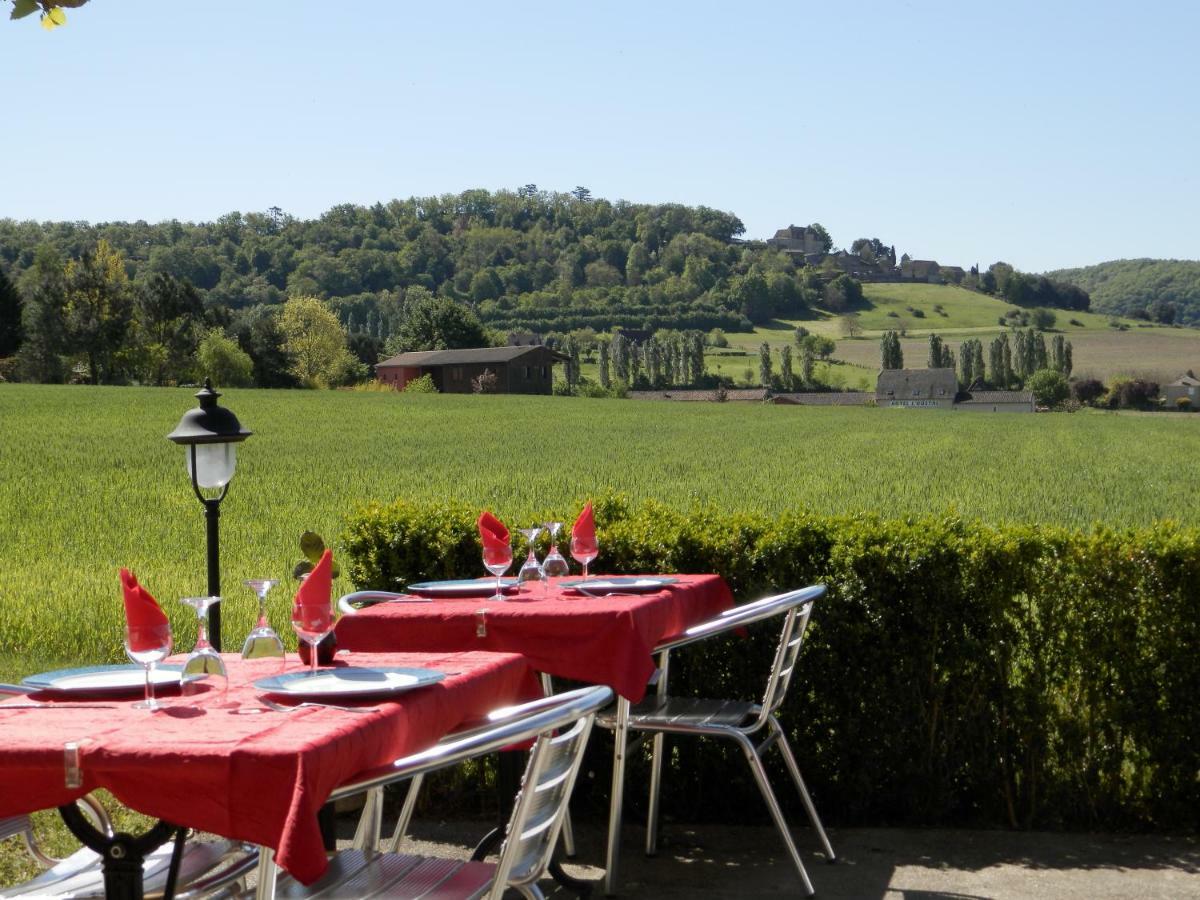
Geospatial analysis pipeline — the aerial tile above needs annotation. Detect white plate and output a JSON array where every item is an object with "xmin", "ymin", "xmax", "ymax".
[
  {"xmin": 253, "ymin": 666, "xmax": 445, "ymax": 699},
  {"xmin": 21, "ymin": 664, "xmax": 192, "ymax": 697},
  {"xmin": 407, "ymin": 579, "xmax": 518, "ymax": 598},
  {"xmin": 559, "ymin": 577, "xmax": 678, "ymax": 594}
]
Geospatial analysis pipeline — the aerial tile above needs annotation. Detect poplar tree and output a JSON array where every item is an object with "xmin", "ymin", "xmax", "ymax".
[
  {"xmin": 598, "ymin": 341, "xmax": 610, "ymax": 388},
  {"xmin": 690, "ymin": 333, "xmax": 705, "ymax": 382},
  {"xmin": 800, "ymin": 346, "xmax": 815, "ymax": 384},
  {"xmin": 780, "ymin": 344, "xmax": 794, "ymax": 390},
  {"xmin": 758, "ymin": 342, "xmax": 772, "ymax": 387},
  {"xmin": 1013, "ymin": 330, "xmax": 1028, "ymax": 379}
]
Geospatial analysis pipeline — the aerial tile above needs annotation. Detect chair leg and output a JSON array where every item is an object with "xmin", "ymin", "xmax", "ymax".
[
  {"xmin": 645, "ymin": 732, "xmax": 666, "ymax": 856},
  {"xmin": 351, "ymin": 787, "xmax": 383, "ymax": 851},
  {"xmin": 772, "ymin": 719, "xmax": 836, "ymax": 863},
  {"xmin": 383, "ymin": 772, "xmax": 425, "ymax": 853},
  {"xmin": 253, "ymin": 847, "xmax": 278, "ymax": 900},
  {"xmin": 604, "ymin": 696, "xmax": 630, "ymax": 896},
  {"xmin": 736, "ymin": 734, "xmax": 816, "ymax": 897},
  {"xmin": 539, "ymin": 671, "xmax": 576, "ymax": 859}
]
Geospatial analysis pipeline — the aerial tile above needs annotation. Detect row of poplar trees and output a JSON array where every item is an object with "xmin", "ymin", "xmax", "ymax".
[{"xmin": 881, "ymin": 328, "xmax": 1073, "ymax": 389}]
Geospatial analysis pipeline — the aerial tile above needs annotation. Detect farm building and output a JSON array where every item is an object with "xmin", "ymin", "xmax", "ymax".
[
  {"xmin": 375, "ymin": 346, "xmax": 566, "ymax": 394},
  {"xmin": 876, "ymin": 368, "xmax": 958, "ymax": 409},
  {"xmin": 953, "ymin": 390, "xmax": 1035, "ymax": 413},
  {"xmin": 1164, "ymin": 374, "xmax": 1200, "ymax": 409}
]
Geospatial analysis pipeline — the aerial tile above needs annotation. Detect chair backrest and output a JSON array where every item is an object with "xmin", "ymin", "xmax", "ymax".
[
  {"xmin": 328, "ymin": 685, "xmax": 612, "ymax": 897},
  {"xmin": 656, "ymin": 585, "xmax": 824, "ymax": 728}
]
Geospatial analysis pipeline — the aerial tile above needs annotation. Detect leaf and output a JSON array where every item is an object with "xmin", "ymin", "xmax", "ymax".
[
  {"xmin": 299, "ymin": 531, "xmax": 326, "ymax": 563},
  {"xmin": 42, "ymin": 7, "xmax": 66, "ymax": 27},
  {"xmin": 11, "ymin": 0, "xmax": 39, "ymax": 20},
  {"xmin": 293, "ymin": 559, "xmax": 313, "ymax": 580}
]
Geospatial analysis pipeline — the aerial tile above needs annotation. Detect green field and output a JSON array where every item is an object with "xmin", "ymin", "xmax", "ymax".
[
  {"xmin": 713, "ymin": 283, "xmax": 1200, "ymax": 386},
  {"xmin": 2, "ymin": 383, "xmax": 1198, "ymax": 680}
]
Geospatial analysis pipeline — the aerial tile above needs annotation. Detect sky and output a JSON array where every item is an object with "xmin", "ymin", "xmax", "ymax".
[{"xmin": 3, "ymin": 0, "xmax": 1198, "ymax": 273}]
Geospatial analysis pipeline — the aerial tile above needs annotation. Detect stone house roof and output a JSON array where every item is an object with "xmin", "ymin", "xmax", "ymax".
[
  {"xmin": 1168, "ymin": 375, "xmax": 1200, "ymax": 387},
  {"xmin": 876, "ymin": 368, "xmax": 958, "ymax": 401},
  {"xmin": 957, "ymin": 391, "xmax": 1034, "ymax": 404}
]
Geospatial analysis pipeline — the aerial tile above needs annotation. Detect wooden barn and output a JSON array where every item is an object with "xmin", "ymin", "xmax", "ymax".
[{"xmin": 375, "ymin": 346, "xmax": 566, "ymax": 394}]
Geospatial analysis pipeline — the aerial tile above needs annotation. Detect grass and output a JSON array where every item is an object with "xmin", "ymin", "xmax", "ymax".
[{"xmin": 3, "ymin": 383, "xmax": 1200, "ymax": 681}]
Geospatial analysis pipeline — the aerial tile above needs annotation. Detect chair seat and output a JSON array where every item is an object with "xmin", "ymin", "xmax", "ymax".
[
  {"xmin": 0, "ymin": 837, "xmax": 236, "ymax": 899},
  {"xmin": 270, "ymin": 849, "xmax": 496, "ymax": 899},
  {"xmin": 607, "ymin": 697, "xmax": 762, "ymax": 732}
]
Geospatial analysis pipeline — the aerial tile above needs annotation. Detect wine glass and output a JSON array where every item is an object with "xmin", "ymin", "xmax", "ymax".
[
  {"xmin": 124, "ymin": 622, "xmax": 172, "ymax": 711},
  {"xmin": 482, "ymin": 540, "xmax": 513, "ymax": 602},
  {"xmin": 241, "ymin": 579, "xmax": 285, "ymax": 664},
  {"xmin": 541, "ymin": 522, "xmax": 570, "ymax": 579},
  {"xmin": 516, "ymin": 526, "xmax": 544, "ymax": 589},
  {"xmin": 570, "ymin": 533, "xmax": 599, "ymax": 581},
  {"xmin": 291, "ymin": 602, "xmax": 333, "ymax": 677},
  {"xmin": 180, "ymin": 596, "xmax": 228, "ymax": 698}
]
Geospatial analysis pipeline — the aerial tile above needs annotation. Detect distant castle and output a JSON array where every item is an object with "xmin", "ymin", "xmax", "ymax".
[{"xmin": 765, "ymin": 224, "xmax": 965, "ymax": 285}]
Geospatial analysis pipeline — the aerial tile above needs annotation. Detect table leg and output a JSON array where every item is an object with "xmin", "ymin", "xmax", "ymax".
[
  {"xmin": 254, "ymin": 846, "xmax": 278, "ymax": 900},
  {"xmin": 57, "ymin": 803, "xmax": 177, "ymax": 900},
  {"xmin": 604, "ymin": 695, "xmax": 630, "ymax": 896}
]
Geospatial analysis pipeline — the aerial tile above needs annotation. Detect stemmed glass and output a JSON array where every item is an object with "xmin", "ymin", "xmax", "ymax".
[
  {"xmin": 291, "ymin": 601, "xmax": 333, "ymax": 677},
  {"xmin": 482, "ymin": 539, "xmax": 513, "ymax": 602},
  {"xmin": 124, "ymin": 622, "xmax": 172, "ymax": 711},
  {"xmin": 241, "ymin": 579, "xmax": 285, "ymax": 664},
  {"xmin": 180, "ymin": 596, "xmax": 228, "ymax": 697},
  {"xmin": 570, "ymin": 533, "xmax": 599, "ymax": 581},
  {"xmin": 541, "ymin": 522, "xmax": 570, "ymax": 579},
  {"xmin": 516, "ymin": 526, "xmax": 544, "ymax": 589}
]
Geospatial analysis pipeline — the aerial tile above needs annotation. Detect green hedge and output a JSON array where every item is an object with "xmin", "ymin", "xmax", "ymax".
[{"xmin": 342, "ymin": 496, "xmax": 1200, "ymax": 831}]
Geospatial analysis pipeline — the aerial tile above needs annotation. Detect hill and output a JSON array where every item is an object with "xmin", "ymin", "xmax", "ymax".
[{"xmin": 1044, "ymin": 259, "xmax": 1200, "ymax": 325}]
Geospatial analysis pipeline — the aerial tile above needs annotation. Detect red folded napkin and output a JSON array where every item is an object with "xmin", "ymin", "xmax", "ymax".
[
  {"xmin": 571, "ymin": 501, "xmax": 597, "ymax": 551},
  {"xmin": 120, "ymin": 568, "xmax": 169, "ymax": 650},
  {"xmin": 293, "ymin": 548, "xmax": 333, "ymax": 631},
  {"xmin": 477, "ymin": 511, "xmax": 512, "ymax": 563}
]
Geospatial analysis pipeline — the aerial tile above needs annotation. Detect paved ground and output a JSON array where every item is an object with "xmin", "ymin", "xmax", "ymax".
[{"xmin": 375, "ymin": 818, "xmax": 1200, "ymax": 899}]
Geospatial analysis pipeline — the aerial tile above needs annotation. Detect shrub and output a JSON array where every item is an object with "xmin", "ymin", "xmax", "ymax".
[
  {"xmin": 402, "ymin": 373, "xmax": 438, "ymax": 393},
  {"xmin": 1070, "ymin": 378, "xmax": 1105, "ymax": 405},
  {"xmin": 342, "ymin": 497, "xmax": 1200, "ymax": 831},
  {"xmin": 1176, "ymin": 397, "xmax": 1192, "ymax": 412}
]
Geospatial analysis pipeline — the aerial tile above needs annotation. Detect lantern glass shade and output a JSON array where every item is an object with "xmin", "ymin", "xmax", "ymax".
[{"xmin": 187, "ymin": 443, "xmax": 237, "ymax": 489}]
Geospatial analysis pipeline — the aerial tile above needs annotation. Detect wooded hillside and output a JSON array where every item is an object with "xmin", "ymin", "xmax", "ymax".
[{"xmin": 1046, "ymin": 258, "xmax": 1200, "ymax": 325}]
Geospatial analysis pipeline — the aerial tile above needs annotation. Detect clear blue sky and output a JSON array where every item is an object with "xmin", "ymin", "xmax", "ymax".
[{"xmin": 4, "ymin": 0, "xmax": 1197, "ymax": 273}]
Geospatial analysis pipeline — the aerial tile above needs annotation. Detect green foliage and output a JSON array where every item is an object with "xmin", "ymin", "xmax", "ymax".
[
  {"xmin": 880, "ymin": 330, "xmax": 903, "ymax": 369},
  {"xmin": 402, "ymin": 373, "xmax": 437, "ymax": 393},
  {"xmin": 197, "ymin": 329, "xmax": 253, "ymax": 387},
  {"xmin": 1025, "ymin": 369, "xmax": 1069, "ymax": 406},
  {"xmin": 386, "ymin": 294, "xmax": 487, "ymax": 354},
  {"xmin": 0, "ymin": 265, "xmax": 22, "ymax": 357},
  {"xmin": 1047, "ymin": 259, "xmax": 1200, "ymax": 325},
  {"xmin": 344, "ymin": 497, "xmax": 1200, "ymax": 830},
  {"xmin": 293, "ymin": 530, "xmax": 341, "ymax": 580}
]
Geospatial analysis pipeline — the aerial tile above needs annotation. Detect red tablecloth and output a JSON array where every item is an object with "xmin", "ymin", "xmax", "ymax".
[
  {"xmin": 0, "ymin": 651, "xmax": 537, "ymax": 885},
  {"xmin": 335, "ymin": 575, "xmax": 735, "ymax": 702}
]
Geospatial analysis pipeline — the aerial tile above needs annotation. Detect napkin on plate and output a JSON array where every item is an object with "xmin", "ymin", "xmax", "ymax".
[
  {"xmin": 293, "ymin": 548, "xmax": 333, "ymax": 631},
  {"xmin": 120, "ymin": 568, "xmax": 169, "ymax": 650},
  {"xmin": 571, "ymin": 501, "xmax": 597, "ymax": 551},
  {"xmin": 477, "ymin": 510, "xmax": 511, "ymax": 563}
]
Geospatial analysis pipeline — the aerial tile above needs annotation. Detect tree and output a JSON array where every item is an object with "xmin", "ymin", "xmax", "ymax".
[
  {"xmin": 808, "ymin": 223, "xmax": 834, "ymax": 254},
  {"xmin": 799, "ymin": 346, "xmax": 815, "ymax": 385},
  {"xmin": 797, "ymin": 333, "xmax": 835, "ymax": 360},
  {"xmin": 598, "ymin": 341, "xmax": 610, "ymax": 388},
  {"xmin": 279, "ymin": 295, "xmax": 359, "ymax": 388},
  {"xmin": 1026, "ymin": 369, "xmax": 1069, "ymax": 407},
  {"xmin": 780, "ymin": 345, "xmax": 794, "ymax": 390},
  {"xmin": 17, "ymin": 245, "xmax": 68, "ymax": 382},
  {"xmin": 130, "ymin": 272, "xmax": 205, "ymax": 385},
  {"xmin": 880, "ymin": 331, "xmax": 903, "ymax": 369},
  {"xmin": 823, "ymin": 275, "xmax": 863, "ymax": 312},
  {"xmin": 1031, "ymin": 308, "xmax": 1057, "ymax": 330},
  {"xmin": 1071, "ymin": 378, "xmax": 1105, "ymax": 406},
  {"xmin": 840, "ymin": 314, "xmax": 863, "ymax": 338},
  {"xmin": 732, "ymin": 273, "xmax": 773, "ymax": 324},
  {"xmin": 388, "ymin": 295, "xmax": 488, "ymax": 353},
  {"xmin": 988, "ymin": 334, "xmax": 1013, "ymax": 388},
  {"xmin": 0, "ymin": 265, "xmax": 23, "ymax": 357},
  {"xmin": 928, "ymin": 334, "xmax": 950, "ymax": 368},
  {"xmin": 758, "ymin": 342, "xmax": 772, "ymax": 387},
  {"xmin": 63, "ymin": 239, "xmax": 133, "ymax": 384},
  {"xmin": 197, "ymin": 329, "xmax": 253, "ymax": 387}
]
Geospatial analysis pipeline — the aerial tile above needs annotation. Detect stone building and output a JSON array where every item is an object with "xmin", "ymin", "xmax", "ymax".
[{"xmin": 876, "ymin": 368, "xmax": 958, "ymax": 408}]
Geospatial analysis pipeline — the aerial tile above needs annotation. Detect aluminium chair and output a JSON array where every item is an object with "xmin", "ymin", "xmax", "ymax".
[
  {"xmin": 597, "ymin": 584, "xmax": 834, "ymax": 897},
  {"xmin": 247, "ymin": 684, "xmax": 612, "ymax": 900}
]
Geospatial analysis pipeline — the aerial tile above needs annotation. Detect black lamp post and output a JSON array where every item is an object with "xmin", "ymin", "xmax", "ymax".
[{"xmin": 167, "ymin": 379, "xmax": 251, "ymax": 651}]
